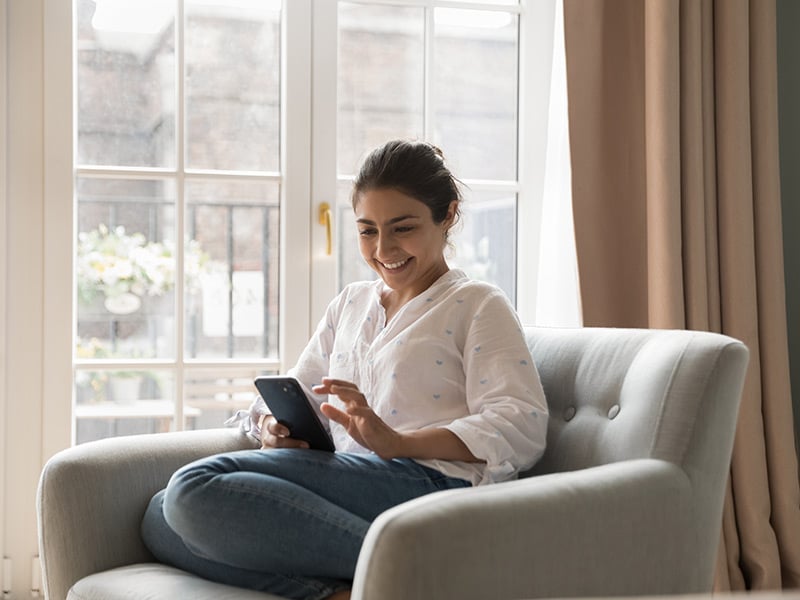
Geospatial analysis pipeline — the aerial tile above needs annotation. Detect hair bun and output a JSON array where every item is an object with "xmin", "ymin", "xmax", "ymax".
[{"xmin": 425, "ymin": 142, "xmax": 445, "ymax": 161}]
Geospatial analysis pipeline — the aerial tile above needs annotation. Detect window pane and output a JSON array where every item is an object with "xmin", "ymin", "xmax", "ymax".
[
  {"xmin": 338, "ymin": 3, "xmax": 425, "ymax": 176},
  {"xmin": 433, "ymin": 9, "xmax": 518, "ymax": 180},
  {"xmin": 185, "ymin": 0, "xmax": 281, "ymax": 171},
  {"xmin": 76, "ymin": 0, "xmax": 176, "ymax": 168},
  {"xmin": 185, "ymin": 180, "xmax": 279, "ymax": 359},
  {"xmin": 336, "ymin": 180, "xmax": 376, "ymax": 287},
  {"xmin": 454, "ymin": 0, "xmax": 518, "ymax": 4},
  {"xmin": 183, "ymin": 367, "xmax": 277, "ymax": 431},
  {"xmin": 76, "ymin": 178, "xmax": 177, "ymax": 359},
  {"xmin": 450, "ymin": 191, "xmax": 516, "ymax": 300},
  {"xmin": 74, "ymin": 369, "xmax": 176, "ymax": 444}
]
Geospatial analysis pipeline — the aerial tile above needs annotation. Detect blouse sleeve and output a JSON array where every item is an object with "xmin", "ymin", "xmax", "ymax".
[{"xmin": 443, "ymin": 291, "xmax": 549, "ymax": 482}]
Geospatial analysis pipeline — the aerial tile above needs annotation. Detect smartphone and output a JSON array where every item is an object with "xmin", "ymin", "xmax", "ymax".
[{"xmin": 253, "ymin": 376, "xmax": 335, "ymax": 452}]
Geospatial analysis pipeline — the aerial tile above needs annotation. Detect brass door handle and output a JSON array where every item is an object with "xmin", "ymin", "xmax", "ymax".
[{"xmin": 318, "ymin": 202, "xmax": 332, "ymax": 256}]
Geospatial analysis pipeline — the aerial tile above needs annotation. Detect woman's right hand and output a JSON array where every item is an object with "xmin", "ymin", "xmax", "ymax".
[{"xmin": 258, "ymin": 414, "xmax": 310, "ymax": 450}]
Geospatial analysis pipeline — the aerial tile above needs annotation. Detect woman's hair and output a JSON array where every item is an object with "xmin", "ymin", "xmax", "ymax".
[{"xmin": 351, "ymin": 140, "xmax": 463, "ymax": 228}]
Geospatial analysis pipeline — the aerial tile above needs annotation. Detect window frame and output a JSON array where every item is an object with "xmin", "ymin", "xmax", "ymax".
[{"xmin": 43, "ymin": 0, "xmax": 318, "ymax": 449}]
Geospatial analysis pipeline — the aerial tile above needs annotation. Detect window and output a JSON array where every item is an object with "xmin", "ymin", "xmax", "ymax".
[
  {"xmin": 67, "ymin": 0, "xmax": 570, "ymax": 445},
  {"xmin": 74, "ymin": 0, "xmax": 283, "ymax": 443},
  {"xmin": 333, "ymin": 3, "xmax": 520, "ymax": 300}
]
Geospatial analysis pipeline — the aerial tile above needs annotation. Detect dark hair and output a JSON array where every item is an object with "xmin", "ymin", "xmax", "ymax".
[{"xmin": 351, "ymin": 140, "xmax": 463, "ymax": 227}]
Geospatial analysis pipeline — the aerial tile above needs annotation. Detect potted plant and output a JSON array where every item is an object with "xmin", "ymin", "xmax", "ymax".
[{"xmin": 76, "ymin": 224, "xmax": 208, "ymax": 315}]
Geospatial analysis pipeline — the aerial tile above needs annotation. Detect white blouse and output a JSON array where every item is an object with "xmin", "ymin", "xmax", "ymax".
[{"xmin": 288, "ymin": 269, "xmax": 548, "ymax": 486}]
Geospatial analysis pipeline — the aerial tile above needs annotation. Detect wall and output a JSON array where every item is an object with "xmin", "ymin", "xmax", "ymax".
[
  {"xmin": 0, "ymin": 0, "xmax": 7, "ymax": 592},
  {"xmin": 4, "ymin": 0, "xmax": 47, "ymax": 597},
  {"xmin": 776, "ymin": 0, "xmax": 800, "ymax": 457}
]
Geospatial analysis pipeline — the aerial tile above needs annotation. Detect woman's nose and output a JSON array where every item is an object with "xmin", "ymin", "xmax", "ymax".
[{"xmin": 376, "ymin": 232, "xmax": 395, "ymax": 256}]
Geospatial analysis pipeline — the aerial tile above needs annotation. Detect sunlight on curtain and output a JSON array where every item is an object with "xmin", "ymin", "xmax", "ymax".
[{"xmin": 535, "ymin": 0, "xmax": 582, "ymax": 327}]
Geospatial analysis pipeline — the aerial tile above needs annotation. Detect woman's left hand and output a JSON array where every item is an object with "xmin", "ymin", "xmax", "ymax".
[{"xmin": 314, "ymin": 377, "xmax": 402, "ymax": 459}]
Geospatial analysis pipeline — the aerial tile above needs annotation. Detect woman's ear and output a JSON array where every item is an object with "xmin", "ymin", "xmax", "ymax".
[{"xmin": 443, "ymin": 200, "xmax": 459, "ymax": 228}]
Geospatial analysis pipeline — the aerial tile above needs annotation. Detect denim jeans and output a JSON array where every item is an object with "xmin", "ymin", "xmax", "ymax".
[{"xmin": 140, "ymin": 448, "xmax": 471, "ymax": 600}]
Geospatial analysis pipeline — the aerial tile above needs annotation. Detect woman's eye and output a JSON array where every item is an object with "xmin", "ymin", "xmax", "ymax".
[
  {"xmin": 359, "ymin": 229, "xmax": 376, "ymax": 237},
  {"xmin": 394, "ymin": 226, "xmax": 414, "ymax": 234}
]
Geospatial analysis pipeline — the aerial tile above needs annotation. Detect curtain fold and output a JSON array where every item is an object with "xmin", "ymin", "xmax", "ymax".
[{"xmin": 563, "ymin": 0, "xmax": 800, "ymax": 590}]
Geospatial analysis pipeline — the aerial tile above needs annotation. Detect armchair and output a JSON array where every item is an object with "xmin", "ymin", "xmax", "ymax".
[{"xmin": 37, "ymin": 327, "xmax": 749, "ymax": 600}]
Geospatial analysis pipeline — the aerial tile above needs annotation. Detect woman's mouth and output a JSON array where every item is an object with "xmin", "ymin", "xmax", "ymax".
[{"xmin": 381, "ymin": 258, "xmax": 410, "ymax": 271}]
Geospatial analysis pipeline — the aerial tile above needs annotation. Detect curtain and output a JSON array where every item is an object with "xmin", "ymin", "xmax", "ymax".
[
  {"xmin": 563, "ymin": 0, "xmax": 800, "ymax": 590},
  {"xmin": 535, "ymin": 0, "xmax": 581, "ymax": 328}
]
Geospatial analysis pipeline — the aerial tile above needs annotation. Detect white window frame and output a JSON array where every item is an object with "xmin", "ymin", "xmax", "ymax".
[
  {"xmin": 43, "ymin": 0, "xmax": 74, "ymax": 458},
  {"xmin": 43, "ymin": 0, "xmax": 319, "ymax": 451}
]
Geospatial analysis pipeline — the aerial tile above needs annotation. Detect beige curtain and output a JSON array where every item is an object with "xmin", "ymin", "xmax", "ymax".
[{"xmin": 563, "ymin": 0, "xmax": 800, "ymax": 590}]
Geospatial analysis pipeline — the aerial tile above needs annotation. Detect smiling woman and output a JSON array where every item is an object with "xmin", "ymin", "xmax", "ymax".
[
  {"xmin": 139, "ymin": 139, "xmax": 548, "ymax": 599},
  {"xmin": 350, "ymin": 141, "xmax": 462, "ymax": 318}
]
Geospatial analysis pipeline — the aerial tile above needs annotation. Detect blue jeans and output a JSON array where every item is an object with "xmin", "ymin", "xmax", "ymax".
[{"xmin": 141, "ymin": 449, "xmax": 471, "ymax": 600}]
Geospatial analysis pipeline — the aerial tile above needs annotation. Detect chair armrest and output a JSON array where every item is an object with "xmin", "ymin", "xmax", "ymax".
[
  {"xmin": 353, "ymin": 459, "xmax": 699, "ymax": 600},
  {"xmin": 37, "ymin": 428, "xmax": 256, "ymax": 600}
]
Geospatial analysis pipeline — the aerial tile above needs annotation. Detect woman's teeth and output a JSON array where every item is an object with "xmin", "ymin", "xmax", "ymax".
[{"xmin": 383, "ymin": 259, "xmax": 408, "ymax": 270}]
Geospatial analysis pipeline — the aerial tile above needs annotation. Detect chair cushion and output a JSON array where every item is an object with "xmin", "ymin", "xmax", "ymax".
[{"xmin": 67, "ymin": 563, "xmax": 283, "ymax": 600}]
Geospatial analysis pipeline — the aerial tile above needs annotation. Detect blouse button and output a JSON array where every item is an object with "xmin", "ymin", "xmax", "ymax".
[
  {"xmin": 608, "ymin": 404, "xmax": 620, "ymax": 420},
  {"xmin": 564, "ymin": 406, "xmax": 576, "ymax": 421}
]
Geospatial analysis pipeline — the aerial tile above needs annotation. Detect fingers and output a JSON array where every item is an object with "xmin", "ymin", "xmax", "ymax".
[
  {"xmin": 259, "ymin": 415, "xmax": 309, "ymax": 450},
  {"xmin": 261, "ymin": 415, "xmax": 287, "ymax": 436},
  {"xmin": 313, "ymin": 378, "xmax": 368, "ymax": 407},
  {"xmin": 344, "ymin": 405, "xmax": 375, "ymax": 418},
  {"xmin": 313, "ymin": 377, "xmax": 360, "ymax": 393},
  {"xmin": 320, "ymin": 402, "xmax": 350, "ymax": 425}
]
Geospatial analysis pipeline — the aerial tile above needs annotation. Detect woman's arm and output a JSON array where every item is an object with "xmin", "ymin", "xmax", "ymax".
[
  {"xmin": 441, "ymin": 291, "xmax": 548, "ymax": 478},
  {"xmin": 392, "ymin": 427, "xmax": 481, "ymax": 462}
]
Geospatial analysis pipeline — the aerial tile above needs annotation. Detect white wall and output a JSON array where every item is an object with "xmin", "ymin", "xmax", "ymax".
[
  {"xmin": 1, "ymin": 0, "xmax": 8, "ymax": 594},
  {"xmin": 4, "ymin": 1, "xmax": 47, "ymax": 596}
]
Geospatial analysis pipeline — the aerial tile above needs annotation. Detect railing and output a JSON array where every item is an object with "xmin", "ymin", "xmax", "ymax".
[
  {"xmin": 77, "ymin": 197, "xmax": 279, "ymax": 359},
  {"xmin": 74, "ymin": 197, "xmax": 280, "ymax": 443}
]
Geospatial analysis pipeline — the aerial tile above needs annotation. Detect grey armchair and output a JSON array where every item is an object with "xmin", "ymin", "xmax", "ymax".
[{"xmin": 37, "ymin": 327, "xmax": 749, "ymax": 600}]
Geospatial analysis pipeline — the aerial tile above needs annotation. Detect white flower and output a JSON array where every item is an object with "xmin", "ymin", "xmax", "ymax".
[{"xmin": 76, "ymin": 224, "xmax": 210, "ymax": 304}]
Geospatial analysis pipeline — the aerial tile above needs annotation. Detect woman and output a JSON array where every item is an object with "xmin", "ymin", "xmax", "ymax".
[{"xmin": 141, "ymin": 140, "xmax": 548, "ymax": 600}]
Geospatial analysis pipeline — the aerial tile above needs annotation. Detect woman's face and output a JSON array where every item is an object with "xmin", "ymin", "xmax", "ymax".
[{"xmin": 354, "ymin": 188, "xmax": 456, "ymax": 299}]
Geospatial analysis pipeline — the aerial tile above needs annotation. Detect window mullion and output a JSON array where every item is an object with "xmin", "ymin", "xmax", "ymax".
[
  {"xmin": 423, "ymin": 5, "xmax": 434, "ymax": 140},
  {"xmin": 175, "ymin": 0, "xmax": 186, "ymax": 429},
  {"xmin": 281, "ymin": 0, "xmax": 314, "ymax": 367}
]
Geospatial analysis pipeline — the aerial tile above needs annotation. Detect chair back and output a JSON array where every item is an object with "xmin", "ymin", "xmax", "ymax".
[{"xmin": 521, "ymin": 327, "xmax": 748, "ymax": 485}]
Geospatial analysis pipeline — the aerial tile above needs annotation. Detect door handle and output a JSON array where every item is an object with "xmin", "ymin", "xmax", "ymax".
[{"xmin": 318, "ymin": 202, "xmax": 332, "ymax": 256}]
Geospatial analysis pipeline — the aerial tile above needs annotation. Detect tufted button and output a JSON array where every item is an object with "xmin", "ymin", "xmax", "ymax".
[
  {"xmin": 608, "ymin": 404, "xmax": 620, "ymax": 420},
  {"xmin": 564, "ymin": 406, "xmax": 576, "ymax": 421}
]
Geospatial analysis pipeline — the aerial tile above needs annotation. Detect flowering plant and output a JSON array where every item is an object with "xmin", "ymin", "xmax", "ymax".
[
  {"xmin": 76, "ymin": 224, "xmax": 208, "ymax": 306},
  {"xmin": 75, "ymin": 336, "xmax": 154, "ymax": 402}
]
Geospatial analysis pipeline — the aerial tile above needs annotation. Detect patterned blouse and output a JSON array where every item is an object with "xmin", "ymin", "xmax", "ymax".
[{"xmin": 289, "ymin": 269, "xmax": 548, "ymax": 486}]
